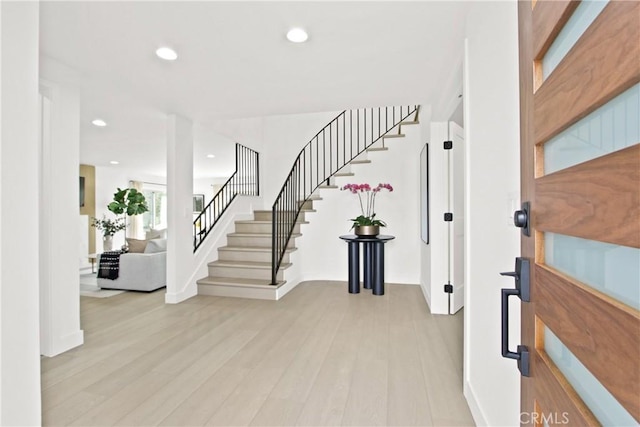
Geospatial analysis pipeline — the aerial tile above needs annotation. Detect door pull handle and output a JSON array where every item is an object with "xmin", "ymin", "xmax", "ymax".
[{"xmin": 500, "ymin": 257, "xmax": 530, "ymax": 377}]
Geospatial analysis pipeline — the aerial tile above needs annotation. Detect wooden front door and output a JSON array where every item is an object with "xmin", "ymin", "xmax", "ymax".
[{"xmin": 518, "ymin": 1, "xmax": 639, "ymax": 425}]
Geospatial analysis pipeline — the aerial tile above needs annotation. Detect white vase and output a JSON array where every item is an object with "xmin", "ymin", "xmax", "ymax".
[{"xmin": 103, "ymin": 235, "xmax": 113, "ymax": 252}]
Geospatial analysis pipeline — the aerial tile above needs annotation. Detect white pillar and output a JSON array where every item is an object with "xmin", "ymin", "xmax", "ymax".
[
  {"xmin": 166, "ymin": 114, "xmax": 196, "ymax": 303},
  {"xmin": 0, "ymin": 1, "xmax": 42, "ymax": 424},
  {"xmin": 39, "ymin": 81, "xmax": 84, "ymax": 357}
]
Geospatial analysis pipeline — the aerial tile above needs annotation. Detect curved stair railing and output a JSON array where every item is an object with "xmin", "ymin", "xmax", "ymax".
[
  {"xmin": 193, "ymin": 143, "xmax": 259, "ymax": 252},
  {"xmin": 271, "ymin": 105, "xmax": 419, "ymax": 284}
]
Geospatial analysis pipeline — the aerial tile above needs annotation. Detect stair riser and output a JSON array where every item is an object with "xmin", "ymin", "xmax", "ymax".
[
  {"xmin": 207, "ymin": 265, "xmax": 283, "ymax": 281},
  {"xmin": 218, "ymin": 249, "xmax": 290, "ymax": 264},
  {"xmin": 197, "ymin": 284, "xmax": 278, "ymax": 300},
  {"xmin": 227, "ymin": 235, "xmax": 296, "ymax": 248},
  {"xmin": 235, "ymin": 222, "xmax": 301, "ymax": 234},
  {"xmin": 254, "ymin": 211, "xmax": 307, "ymax": 222},
  {"xmin": 298, "ymin": 200, "xmax": 313, "ymax": 210}
]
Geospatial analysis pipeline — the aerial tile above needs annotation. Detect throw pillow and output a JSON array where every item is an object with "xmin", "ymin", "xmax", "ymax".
[
  {"xmin": 145, "ymin": 228, "xmax": 167, "ymax": 240},
  {"xmin": 126, "ymin": 238, "xmax": 148, "ymax": 253},
  {"xmin": 144, "ymin": 238, "xmax": 167, "ymax": 254}
]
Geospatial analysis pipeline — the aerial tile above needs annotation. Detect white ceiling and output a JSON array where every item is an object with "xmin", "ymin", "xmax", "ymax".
[{"xmin": 40, "ymin": 1, "xmax": 470, "ymax": 179}]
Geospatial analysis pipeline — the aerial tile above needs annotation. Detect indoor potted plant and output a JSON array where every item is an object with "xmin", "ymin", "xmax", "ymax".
[
  {"xmin": 107, "ymin": 187, "xmax": 149, "ymax": 217},
  {"xmin": 340, "ymin": 183, "xmax": 393, "ymax": 236},
  {"xmin": 91, "ymin": 215, "xmax": 126, "ymax": 251},
  {"xmin": 107, "ymin": 187, "xmax": 149, "ymax": 250}
]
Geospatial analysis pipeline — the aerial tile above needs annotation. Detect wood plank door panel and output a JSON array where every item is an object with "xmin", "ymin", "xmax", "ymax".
[{"xmin": 518, "ymin": 1, "xmax": 640, "ymax": 425}]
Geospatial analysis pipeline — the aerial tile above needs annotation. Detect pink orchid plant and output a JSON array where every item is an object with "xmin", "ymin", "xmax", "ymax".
[{"xmin": 340, "ymin": 183, "xmax": 394, "ymax": 229}]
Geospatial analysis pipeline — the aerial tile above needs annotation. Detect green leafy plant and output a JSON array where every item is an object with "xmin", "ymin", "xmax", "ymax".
[
  {"xmin": 91, "ymin": 215, "xmax": 126, "ymax": 237},
  {"xmin": 108, "ymin": 188, "xmax": 149, "ymax": 216},
  {"xmin": 348, "ymin": 214, "xmax": 387, "ymax": 228}
]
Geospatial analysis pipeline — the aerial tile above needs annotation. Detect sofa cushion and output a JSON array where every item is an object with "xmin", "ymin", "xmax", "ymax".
[
  {"xmin": 126, "ymin": 238, "xmax": 148, "ymax": 253},
  {"xmin": 144, "ymin": 238, "xmax": 167, "ymax": 253},
  {"xmin": 145, "ymin": 228, "xmax": 167, "ymax": 240}
]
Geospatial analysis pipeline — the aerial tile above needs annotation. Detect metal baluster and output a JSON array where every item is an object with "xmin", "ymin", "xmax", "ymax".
[
  {"xmin": 364, "ymin": 109, "xmax": 367, "ymax": 150},
  {"xmin": 350, "ymin": 110, "xmax": 353, "ymax": 160},
  {"xmin": 343, "ymin": 113, "xmax": 346, "ymax": 165},
  {"xmin": 357, "ymin": 109, "xmax": 360, "ymax": 153},
  {"xmin": 323, "ymin": 130, "xmax": 326, "ymax": 182},
  {"xmin": 329, "ymin": 123, "xmax": 332, "ymax": 177}
]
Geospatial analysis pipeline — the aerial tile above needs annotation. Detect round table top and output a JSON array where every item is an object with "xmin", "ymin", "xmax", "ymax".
[{"xmin": 339, "ymin": 234, "xmax": 395, "ymax": 242}]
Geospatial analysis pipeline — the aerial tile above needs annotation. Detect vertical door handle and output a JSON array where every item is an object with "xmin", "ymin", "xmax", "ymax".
[{"xmin": 500, "ymin": 257, "xmax": 530, "ymax": 377}]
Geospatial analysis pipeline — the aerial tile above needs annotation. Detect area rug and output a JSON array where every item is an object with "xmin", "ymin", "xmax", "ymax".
[{"xmin": 80, "ymin": 274, "xmax": 125, "ymax": 298}]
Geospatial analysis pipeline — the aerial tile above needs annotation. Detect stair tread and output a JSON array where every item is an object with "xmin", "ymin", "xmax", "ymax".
[
  {"xmin": 319, "ymin": 185, "xmax": 339, "ymax": 189},
  {"xmin": 254, "ymin": 209, "xmax": 317, "ymax": 214},
  {"xmin": 401, "ymin": 120, "xmax": 420, "ymax": 125},
  {"xmin": 219, "ymin": 245, "xmax": 297, "ymax": 253},
  {"xmin": 334, "ymin": 172, "xmax": 355, "ymax": 177},
  {"xmin": 383, "ymin": 133, "xmax": 405, "ymax": 138},
  {"xmin": 197, "ymin": 276, "xmax": 286, "ymax": 288},
  {"xmin": 227, "ymin": 232, "xmax": 303, "ymax": 238},
  {"xmin": 208, "ymin": 260, "xmax": 292, "ymax": 269},
  {"xmin": 367, "ymin": 147, "xmax": 389, "ymax": 152},
  {"xmin": 236, "ymin": 220, "xmax": 309, "ymax": 225},
  {"xmin": 350, "ymin": 160, "xmax": 372, "ymax": 164}
]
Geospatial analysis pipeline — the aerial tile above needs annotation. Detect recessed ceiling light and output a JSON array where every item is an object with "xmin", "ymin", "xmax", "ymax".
[
  {"xmin": 92, "ymin": 119, "xmax": 107, "ymax": 127},
  {"xmin": 109, "ymin": 160, "xmax": 119, "ymax": 165},
  {"xmin": 206, "ymin": 154, "xmax": 215, "ymax": 158},
  {"xmin": 286, "ymin": 28, "xmax": 308, "ymax": 43},
  {"xmin": 156, "ymin": 47, "xmax": 178, "ymax": 61}
]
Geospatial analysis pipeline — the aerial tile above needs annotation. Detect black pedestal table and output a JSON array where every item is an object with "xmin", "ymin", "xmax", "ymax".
[{"xmin": 338, "ymin": 234, "xmax": 395, "ymax": 295}]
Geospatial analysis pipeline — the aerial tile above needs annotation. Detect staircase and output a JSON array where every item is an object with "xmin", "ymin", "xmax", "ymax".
[
  {"xmin": 197, "ymin": 205, "xmax": 312, "ymax": 299},
  {"xmin": 197, "ymin": 105, "xmax": 420, "ymax": 300}
]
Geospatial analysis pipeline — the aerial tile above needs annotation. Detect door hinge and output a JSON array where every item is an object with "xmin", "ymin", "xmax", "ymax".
[
  {"xmin": 443, "ymin": 140, "xmax": 453, "ymax": 150},
  {"xmin": 444, "ymin": 212, "xmax": 453, "ymax": 222},
  {"xmin": 444, "ymin": 283, "xmax": 453, "ymax": 293}
]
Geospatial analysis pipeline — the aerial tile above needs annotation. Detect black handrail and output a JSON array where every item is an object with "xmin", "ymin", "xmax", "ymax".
[
  {"xmin": 193, "ymin": 143, "xmax": 259, "ymax": 252},
  {"xmin": 271, "ymin": 105, "xmax": 419, "ymax": 284}
]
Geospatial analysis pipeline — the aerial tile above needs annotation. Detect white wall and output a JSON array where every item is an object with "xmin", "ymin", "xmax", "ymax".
[
  {"xmin": 463, "ymin": 2, "xmax": 521, "ymax": 426},
  {"xmin": 300, "ymin": 132, "xmax": 423, "ymax": 284},
  {"xmin": 0, "ymin": 1, "xmax": 42, "ymax": 424},
  {"xmin": 261, "ymin": 111, "xmax": 338, "ymax": 204},
  {"xmin": 39, "ymin": 81, "xmax": 84, "ymax": 357}
]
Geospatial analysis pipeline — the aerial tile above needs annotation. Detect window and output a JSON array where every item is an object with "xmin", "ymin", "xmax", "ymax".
[{"xmin": 142, "ymin": 184, "xmax": 167, "ymax": 231}]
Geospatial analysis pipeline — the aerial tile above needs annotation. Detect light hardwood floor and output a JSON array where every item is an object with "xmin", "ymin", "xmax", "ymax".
[{"xmin": 42, "ymin": 281, "xmax": 474, "ymax": 426}]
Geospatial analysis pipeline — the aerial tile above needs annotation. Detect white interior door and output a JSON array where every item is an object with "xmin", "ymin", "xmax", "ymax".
[{"xmin": 448, "ymin": 121, "xmax": 465, "ymax": 314}]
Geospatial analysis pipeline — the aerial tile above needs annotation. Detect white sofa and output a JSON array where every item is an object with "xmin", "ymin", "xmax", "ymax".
[{"xmin": 97, "ymin": 239, "xmax": 166, "ymax": 292}]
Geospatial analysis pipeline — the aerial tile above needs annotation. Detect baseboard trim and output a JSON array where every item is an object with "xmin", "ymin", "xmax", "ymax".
[
  {"xmin": 464, "ymin": 380, "xmax": 489, "ymax": 426},
  {"xmin": 420, "ymin": 281, "xmax": 432, "ymax": 312},
  {"xmin": 197, "ymin": 282, "xmax": 279, "ymax": 300},
  {"xmin": 165, "ymin": 287, "xmax": 197, "ymax": 304},
  {"xmin": 275, "ymin": 278, "xmax": 300, "ymax": 299},
  {"xmin": 42, "ymin": 329, "xmax": 84, "ymax": 357}
]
